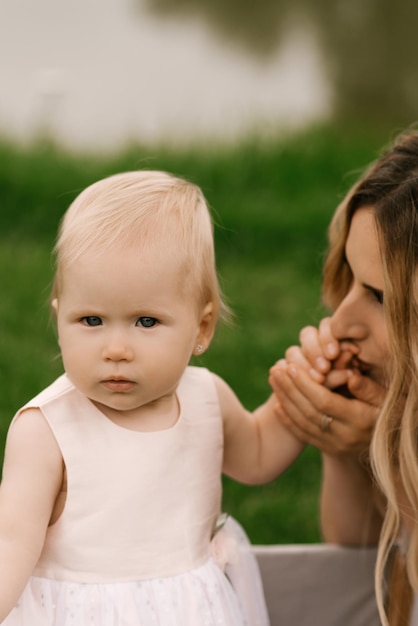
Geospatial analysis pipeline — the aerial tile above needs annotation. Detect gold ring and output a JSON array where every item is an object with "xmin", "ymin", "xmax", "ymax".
[{"xmin": 321, "ymin": 414, "xmax": 334, "ymax": 432}]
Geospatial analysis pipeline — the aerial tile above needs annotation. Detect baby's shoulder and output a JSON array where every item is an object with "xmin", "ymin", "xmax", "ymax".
[{"xmin": 6, "ymin": 405, "xmax": 62, "ymax": 464}]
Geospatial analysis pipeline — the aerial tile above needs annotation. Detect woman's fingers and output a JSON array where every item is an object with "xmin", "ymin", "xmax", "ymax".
[
  {"xmin": 269, "ymin": 365, "xmax": 349, "ymax": 455},
  {"xmin": 270, "ymin": 366, "xmax": 326, "ymax": 436}
]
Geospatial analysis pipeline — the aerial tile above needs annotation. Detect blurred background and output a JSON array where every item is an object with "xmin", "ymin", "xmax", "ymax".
[
  {"xmin": 2, "ymin": 0, "xmax": 417, "ymax": 151},
  {"xmin": 1, "ymin": 0, "xmax": 417, "ymax": 544}
]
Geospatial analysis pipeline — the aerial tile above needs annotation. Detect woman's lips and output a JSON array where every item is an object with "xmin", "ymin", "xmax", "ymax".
[{"xmin": 350, "ymin": 356, "xmax": 372, "ymax": 374}]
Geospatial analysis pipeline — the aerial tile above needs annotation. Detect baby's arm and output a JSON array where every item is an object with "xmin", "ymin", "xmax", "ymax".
[
  {"xmin": 214, "ymin": 374, "xmax": 305, "ymax": 485},
  {"xmin": 0, "ymin": 409, "xmax": 63, "ymax": 622}
]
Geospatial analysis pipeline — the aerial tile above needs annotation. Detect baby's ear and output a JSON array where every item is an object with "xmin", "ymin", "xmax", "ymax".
[
  {"xmin": 51, "ymin": 298, "xmax": 58, "ymax": 315},
  {"xmin": 194, "ymin": 303, "xmax": 215, "ymax": 355}
]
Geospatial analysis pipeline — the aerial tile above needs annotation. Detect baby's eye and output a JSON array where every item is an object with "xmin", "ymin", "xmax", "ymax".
[
  {"xmin": 137, "ymin": 316, "xmax": 158, "ymax": 328},
  {"xmin": 81, "ymin": 316, "xmax": 102, "ymax": 326}
]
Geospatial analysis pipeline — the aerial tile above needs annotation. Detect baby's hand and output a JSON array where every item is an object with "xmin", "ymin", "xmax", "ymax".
[
  {"xmin": 283, "ymin": 318, "xmax": 359, "ymax": 390},
  {"xmin": 292, "ymin": 318, "xmax": 340, "ymax": 380},
  {"xmin": 322, "ymin": 344, "xmax": 358, "ymax": 392}
]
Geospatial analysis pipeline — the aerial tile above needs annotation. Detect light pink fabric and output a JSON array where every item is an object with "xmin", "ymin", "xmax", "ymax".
[{"xmin": 4, "ymin": 367, "xmax": 269, "ymax": 625}]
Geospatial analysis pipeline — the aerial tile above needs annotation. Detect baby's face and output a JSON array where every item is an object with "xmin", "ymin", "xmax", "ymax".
[{"xmin": 53, "ymin": 246, "xmax": 206, "ymax": 430}]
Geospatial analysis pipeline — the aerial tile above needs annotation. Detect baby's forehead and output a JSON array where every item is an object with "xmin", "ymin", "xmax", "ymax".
[
  {"xmin": 60, "ymin": 243, "xmax": 196, "ymax": 293},
  {"xmin": 55, "ymin": 219, "xmax": 208, "ymax": 302}
]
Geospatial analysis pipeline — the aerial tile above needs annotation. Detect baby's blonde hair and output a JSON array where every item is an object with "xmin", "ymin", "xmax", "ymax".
[{"xmin": 52, "ymin": 170, "xmax": 228, "ymax": 326}]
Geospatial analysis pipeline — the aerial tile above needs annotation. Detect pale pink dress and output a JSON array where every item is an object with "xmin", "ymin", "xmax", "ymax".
[{"xmin": 4, "ymin": 366, "xmax": 269, "ymax": 625}]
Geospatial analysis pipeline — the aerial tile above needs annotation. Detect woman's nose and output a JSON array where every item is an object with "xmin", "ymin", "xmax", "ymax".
[{"xmin": 330, "ymin": 290, "xmax": 368, "ymax": 342}]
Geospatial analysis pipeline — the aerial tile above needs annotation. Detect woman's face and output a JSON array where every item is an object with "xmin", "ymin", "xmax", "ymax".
[{"xmin": 330, "ymin": 207, "xmax": 390, "ymax": 386}]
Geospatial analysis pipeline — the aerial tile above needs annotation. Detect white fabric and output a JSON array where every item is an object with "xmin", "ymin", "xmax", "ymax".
[{"xmin": 10, "ymin": 561, "xmax": 245, "ymax": 626}]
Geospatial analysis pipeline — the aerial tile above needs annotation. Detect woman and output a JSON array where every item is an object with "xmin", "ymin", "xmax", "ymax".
[{"xmin": 269, "ymin": 128, "xmax": 418, "ymax": 626}]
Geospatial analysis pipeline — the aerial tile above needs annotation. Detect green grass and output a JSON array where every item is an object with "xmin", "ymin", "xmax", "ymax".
[{"xmin": 0, "ymin": 124, "xmax": 385, "ymax": 544}]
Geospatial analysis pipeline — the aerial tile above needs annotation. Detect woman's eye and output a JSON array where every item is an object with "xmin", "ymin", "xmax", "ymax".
[
  {"xmin": 372, "ymin": 289, "xmax": 384, "ymax": 304},
  {"xmin": 137, "ymin": 316, "xmax": 158, "ymax": 328},
  {"xmin": 82, "ymin": 316, "xmax": 102, "ymax": 326}
]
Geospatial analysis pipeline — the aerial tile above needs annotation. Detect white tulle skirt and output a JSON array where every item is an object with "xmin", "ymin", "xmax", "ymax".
[{"xmin": 4, "ymin": 518, "xmax": 270, "ymax": 626}]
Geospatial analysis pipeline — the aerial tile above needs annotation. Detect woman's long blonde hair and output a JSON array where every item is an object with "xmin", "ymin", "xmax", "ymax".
[{"xmin": 322, "ymin": 129, "xmax": 418, "ymax": 624}]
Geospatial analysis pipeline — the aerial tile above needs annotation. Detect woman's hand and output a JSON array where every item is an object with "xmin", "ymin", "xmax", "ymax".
[
  {"xmin": 269, "ymin": 319, "xmax": 386, "ymax": 455},
  {"xmin": 272, "ymin": 320, "xmax": 387, "ymax": 545},
  {"xmin": 269, "ymin": 363, "xmax": 384, "ymax": 455}
]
